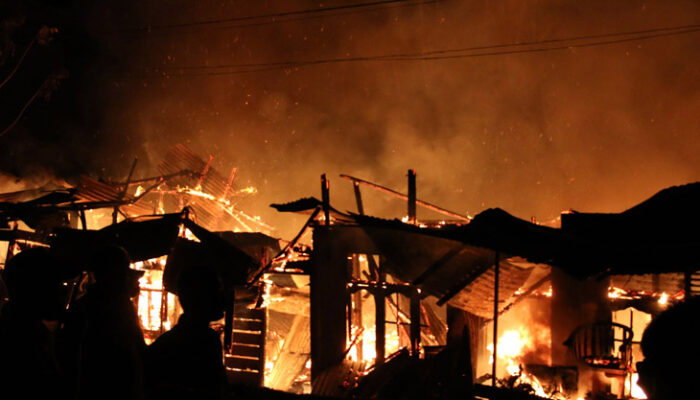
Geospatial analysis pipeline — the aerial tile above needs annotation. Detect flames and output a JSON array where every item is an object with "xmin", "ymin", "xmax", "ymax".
[
  {"xmin": 487, "ymin": 328, "xmax": 567, "ymax": 399},
  {"xmin": 133, "ymin": 256, "xmax": 182, "ymax": 342},
  {"xmin": 608, "ymin": 286, "xmax": 681, "ymax": 305},
  {"xmin": 627, "ymin": 373, "xmax": 647, "ymax": 399},
  {"xmin": 345, "ymin": 325, "xmax": 401, "ymax": 368},
  {"xmin": 487, "ymin": 329, "xmax": 530, "ymax": 376}
]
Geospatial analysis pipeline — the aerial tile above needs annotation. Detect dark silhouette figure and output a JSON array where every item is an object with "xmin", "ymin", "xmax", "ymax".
[
  {"xmin": 146, "ymin": 264, "xmax": 226, "ymax": 400},
  {"xmin": 0, "ymin": 273, "xmax": 8, "ymax": 313},
  {"xmin": 637, "ymin": 296, "xmax": 700, "ymax": 400},
  {"xmin": 0, "ymin": 248, "xmax": 70, "ymax": 399},
  {"xmin": 77, "ymin": 245, "xmax": 146, "ymax": 400}
]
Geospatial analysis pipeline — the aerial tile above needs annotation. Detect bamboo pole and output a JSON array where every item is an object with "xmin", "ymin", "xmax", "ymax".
[
  {"xmin": 492, "ymin": 251, "xmax": 500, "ymax": 390},
  {"xmin": 340, "ymin": 174, "xmax": 470, "ymax": 221}
]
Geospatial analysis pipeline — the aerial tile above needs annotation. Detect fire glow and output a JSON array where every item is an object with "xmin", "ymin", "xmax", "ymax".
[
  {"xmin": 345, "ymin": 326, "xmax": 401, "ymax": 368},
  {"xmin": 133, "ymin": 256, "xmax": 182, "ymax": 342},
  {"xmin": 608, "ymin": 286, "xmax": 681, "ymax": 305},
  {"xmin": 488, "ymin": 328, "xmax": 565, "ymax": 399}
]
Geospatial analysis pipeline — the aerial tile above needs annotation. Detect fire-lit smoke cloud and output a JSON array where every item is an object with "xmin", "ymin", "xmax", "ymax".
[{"xmin": 2, "ymin": 0, "xmax": 699, "ymax": 238}]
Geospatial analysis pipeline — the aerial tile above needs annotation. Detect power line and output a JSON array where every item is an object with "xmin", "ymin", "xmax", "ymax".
[
  {"xmin": 0, "ymin": 37, "xmax": 36, "ymax": 90},
  {"xmin": 0, "ymin": 82, "xmax": 43, "ymax": 137},
  {"xmin": 404, "ymin": 27, "xmax": 700, "ymax": 62},
  {"xmin": 110, "ymin": 0, "xmax": 424, "ymax": 33},
  {"xmin": 147, "ymin": 23, "xmax": 700, "ymax": 70},
  {"xmin": 127, "ymin": 23, "xmax": 700, "ymax": 77},
  {"xmin": 381, "ymin": 23, "xmax": 700, "ymax": 60},
  {"xmin": 111, "ymin": 0, "xmax": 440, "ymax": 38}
]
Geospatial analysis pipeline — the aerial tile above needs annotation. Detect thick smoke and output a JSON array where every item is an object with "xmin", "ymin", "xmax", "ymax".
[{"xmin": 2, "ymin": 0, "xmax": 699, "ymax": 238}]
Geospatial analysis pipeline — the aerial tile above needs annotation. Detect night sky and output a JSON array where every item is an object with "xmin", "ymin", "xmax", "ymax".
[{"xmin": 1, "ymin": 0, "xmax": 699, "ymax": 238}]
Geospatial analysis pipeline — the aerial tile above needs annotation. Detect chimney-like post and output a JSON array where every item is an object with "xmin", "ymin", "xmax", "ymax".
[
  {"xmin": 407, "ymin": 169, "xmax": 416, "ymax": 224},
  {"xmin": 321, "ymin": 174, "xmax": 330, "ymax": 226},
  {"xmin": 353, "ymin": 181, "xmax": 365, "ymax": 215}
]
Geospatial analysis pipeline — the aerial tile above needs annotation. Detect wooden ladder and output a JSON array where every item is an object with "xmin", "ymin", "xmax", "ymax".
[
  {"xmin": 225, "ymin": 304, "xmax": 266, "ymax": 386},
  {"xmin": 688, "ymin": 270, "xmax": 700, "ymax": 298}
]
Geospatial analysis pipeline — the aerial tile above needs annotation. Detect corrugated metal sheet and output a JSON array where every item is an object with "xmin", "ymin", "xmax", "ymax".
[
  {"xmin": 448, "ymin": 260, "xmax": 534, "ymax": 318},
  {"xmin": 74, "ymin": 175, "xmax": 155, "ymax": 216},
  {"xmin": 75, "ymin": 175, "xmax": 121, "ymax": 203},
  {"xmin": 156, "ymin": 144, "xmax": 258, "ymax": 232},
  {"xmin": 158, "ymin": 143, "xmax": 232, "ymax": 198},
  {"xmin": 610, "ymin": 273, "xmax": 685, "ymax": 294}
]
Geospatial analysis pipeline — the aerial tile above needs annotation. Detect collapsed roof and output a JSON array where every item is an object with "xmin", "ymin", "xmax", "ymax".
[{"xmin": 271, "ymin": 181, "xmax": 700, "ymax": 316}]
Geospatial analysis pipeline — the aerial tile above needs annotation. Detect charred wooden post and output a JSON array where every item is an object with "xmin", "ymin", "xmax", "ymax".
[
  {"xmin": 351, "ymin": 255, "xmax": 364, "ymax": 360},
  {"xmin": 375, "ymin": 293, "xmax": 386, "ymax": 365},
  {"xmin": 410, "ymin": 287, "xmax": 421, "ymax": 357},
  {"xmin": 346, "ymin": 288, "xmax": 353, "ymax": 349},
  {"xmin": 375, "ymin": 258, "xmax": 386, "ymax": 365},
  {"xmin": 80, "ymin": 209, "xmax": 87, "ymax": 230},
  {"xmin": 408, "ymin": 169, "xmax": 416, "ymax": 224},
  {"xmin": 353, "ymin": 181, "xmax": 365, "ymax": 215},
  {"xmin": 159, "ymin": 289, "xmax": 167, "ymax": 335},
  {"xmin": 321, "ymin": 174, "xmax": 330, "ymax": 226},
  {"xmin": 195, "ymin": 155, "xmax": 214, "ymax": 190},
  {"xmin": 222, "ymin": 167, "xmax": 238, "ymax": 200},
  {"xmin": 223, "ymin": 290, "xmax": 235, "ymax": 352},
  {"xmin": 114, "ymin": 158, "xmax": 138, "ymax": 224},
  {"xmin": 310, "ymin": 226, "xmax": 348, "ymax": 384},
  {"xmin": 491, "ymin": 251, "xmax": 499, "ymax": 388}
]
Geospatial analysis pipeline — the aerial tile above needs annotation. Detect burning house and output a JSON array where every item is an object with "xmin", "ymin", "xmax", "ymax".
[
  {"xmin": 1, "ymin": 2, "xmax": 698, "ymax": 399},
  {"xmin": 1, "ymin": 154, "xmax": 698, "ymax": 400},
  {"xmin": 0, "ymin": 144, "xmax": 278, "ymax": 349},
  {"xmin": 248, "ymin": 173, "xmax": 699, "ymax": 400}
]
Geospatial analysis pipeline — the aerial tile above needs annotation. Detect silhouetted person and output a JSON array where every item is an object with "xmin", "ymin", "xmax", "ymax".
[
  {"xmin": 0, "ymin": 273, "xmax": 8, "ymax": 313},
  {"xmin": 0, "ymin": 248, "xmax": 70, "ymax": 399},
  {"xmin": 146, "ymin": 264, "xmax": 226, "ymax": 400},
  {"xmin": 637, "ymin": 296, "xmax": 700, "ymax": 400},
  {"xmin": 77, "ymin": 245, "xmax": 146, "ymax": 400}
]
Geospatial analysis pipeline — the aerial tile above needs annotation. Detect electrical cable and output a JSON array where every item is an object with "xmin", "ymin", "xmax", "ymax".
[
  {"xmin": 123, "ymin": 24, "xmax": 700, "ymax": 78},
  {"xmin": 109, "ymin": 0, "xmax": 424, "ymax": 33}
]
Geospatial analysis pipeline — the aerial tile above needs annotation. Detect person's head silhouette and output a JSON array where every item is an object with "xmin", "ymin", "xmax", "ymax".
[
  {"xmin": 1, "ymin": 247, "xmax": 66, "ymax": 321},
  {"xmin": 637, "ymin": 296, "xmax": 700, "ymax": 400},
  {"xmin": 89, "ymin": 245, "xmax": 142, "ymax": 299},
  {"xmin": 176, "ymin": 265, "xmax": 224, "ymax": 323}
]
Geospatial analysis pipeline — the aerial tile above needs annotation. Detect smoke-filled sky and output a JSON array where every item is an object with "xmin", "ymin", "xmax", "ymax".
[{"xmin": 1, "ymin": 0, "xmax": 699, "ymax": 238}]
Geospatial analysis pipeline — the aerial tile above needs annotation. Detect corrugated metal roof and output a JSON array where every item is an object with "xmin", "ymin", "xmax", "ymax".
[
  {"xmin": 610, "ymin": 273, "xmax": 684, "ymax": 294},
  {"xmin": 158, "ymin": 143, "xmax": 232, "ymax": 198},
  {"xmin": 75, "ymin": 175, "xmax": 121, "ymax": 203},
  {"xmin": 156, "ymin": 144, "xmax": 260, "ymax": 232},
  {"xmin": 448, "ymin": 260, "xmax": 534, "ymax": 318}
]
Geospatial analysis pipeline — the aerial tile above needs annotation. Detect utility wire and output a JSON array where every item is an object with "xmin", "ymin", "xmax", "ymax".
[
  {"xmin": 376, "ymin": 23, "xmax": 700, "ymax": 60},
  {"xmin": 0, "ymin": 83, "xmax": 43, "ymax": 137},
  {"xmin": 146, "ymin": 23, "xmax": 700, "ymax": 71},
  {"xmin": 111, "ymin": 0, "xmax": 440, "ymax": 38},
  {"xmin": 128, "ymin": 23, "xmax": 700, "ymax": 77},
  {"xmin": 111, "ymin": 0, "xmax": 422, "ymax": 33},
  {"xmin": 0, "ymin": 35, "xmax": 37, "ymax": 90}
]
